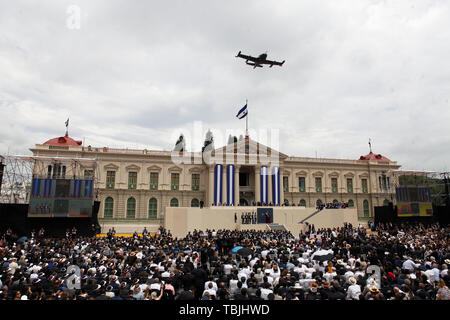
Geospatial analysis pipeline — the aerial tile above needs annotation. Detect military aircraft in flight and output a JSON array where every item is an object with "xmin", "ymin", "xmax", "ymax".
[{"xmin": 235, "ymin": 51, "xmax": 285, "ymax": 69}]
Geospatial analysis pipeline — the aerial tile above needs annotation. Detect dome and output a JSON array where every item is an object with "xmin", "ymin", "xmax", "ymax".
[
  {"xmin": 43, "ymin": 133, "xmax": 82, "ymax": 147},
  {"xmin": 358, "ymin": 152, "xmax": 390, "ymax": 163}
]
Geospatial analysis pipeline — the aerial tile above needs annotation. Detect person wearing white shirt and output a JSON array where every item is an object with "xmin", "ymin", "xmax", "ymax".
[
  {"xmin": 270, "ymin": 266, "xmax": 281, "ymax": 280},
  {"xmin": 264, "ymin": 276, "xmax": 274, "ymax": 287},
  {"xmin": 223, "ymin": 263, "xmax": 233, "ymax": 275},
  {"xmin": 346, "ymin": 277, "xmax": 361, "ymax": 300},
  {"xmin": 260, "ymin": 283, "xmax": 273, "ymax": 300},
  {"xmin": 441, "ymin": 264, "xmax": 448, "ymax": 277},
  {"xmin": 402, "ymin": 259, "xmax": 417, "ymax": 271},
  {"xmin": 344, "ymin": 270, "xmax": 355, "ymax": 281},
  {"xmin": 250, "ymin": 257, "xmax": 259, "ymax": 268},
  {"xmin": 431, "ymin": 264, "xmax": 440, "ymax": 282},
  {"xmin": 229, "ymin": 275, "xmax": 239, "ymax": 290}
]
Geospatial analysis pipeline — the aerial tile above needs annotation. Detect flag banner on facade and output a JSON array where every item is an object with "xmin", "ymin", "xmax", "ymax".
[
  {"xmin": 272, "ymin": 166, "xmax": 280, "ymax": 206},
  {"xmin": 260, "ymin": 166, "xmax": 268, "ymax": 205},
  {"xmin": 236, "ymin": 104, "xmax": 248, "ymax": 119},
  {"xmin": 227, "ymin": 165, "xmax": 235, "ymax": 206},
  {"xmin": 214, "ymin": 164, "xmax": 223, "ymax": 205}
]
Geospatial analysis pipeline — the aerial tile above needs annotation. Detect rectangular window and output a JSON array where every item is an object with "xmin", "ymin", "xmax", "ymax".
[
  {"xmin": 347, "ymin": 178, "xmax": 353, "ymax": 193},
  {"xmin": 171, "ymin": 173, "xmax": 179, "ymax": 190},
  {"xmin": 150, "ymin": 172, "xmax": 158, "ymax": 190},
  {"xmin": 331, "ymin": 178, "xmax": 338, "ymax": 193},
  {"xmin": 299, "ymin": 177, "xmax": 306, "ymax": 192},
  {"xmin": 362, "ymin": 179, "xmax": 368, "ymax": 193},
  {"xmin": 315, "ymin": 177, "xmax": 322, "ymax": 193},
  {"xmin": 84, "ymin": 169, "xmax": 94, "ymax": 179},
  {"xmin": 128, "ymin": 172, "xmax": 137, "ymax": 189},
  {"xmin": 192, "ymin": 174, "xmax": 200, "ymax": 191},
  {"xmin": 283, "ymin": 176, "xmax": 289, "ymax": 192},
  {"xmin": 106, "ymin": 171, "xmax": 115, "ymax": 189}
]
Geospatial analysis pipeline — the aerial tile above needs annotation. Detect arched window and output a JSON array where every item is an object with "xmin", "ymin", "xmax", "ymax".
[
  {"xmin": 191, "ymin": 198, "xmax": 199, "ymax": 207},
  {"xmin": 383, "ymin": 199, "xmax": 390, "ymax": 206},
  {"xmin": 104, "ymin": 197, "xmax": 114, "ymax": 218},
  {"xmin": 363, "ymin": 200, "xmax": 370, "ymax": 217},
  {"xmin": 316, "ymin": 199, "xmax": 322, "ymax": 207},
  {"xmin": 170, "ymin": 198, "xmax": 179, "ymax": 207},
  {"xmin": 148, "ymin": 198, "xmax": 157, "ymax": 219},
  {"xmin": 348, "ymin": 199, "xmax": 354, "ymax": 207},
  {"xmin": 284, "ymin": 199, "xmax": 289, "ymax": 205},
  {"xmin": 299, "ymin": 199, "xmax": 306, "ymax": 207},
  {"xmin": 127, "ymin": 197, "xmax": 136, "ymax": 219}
]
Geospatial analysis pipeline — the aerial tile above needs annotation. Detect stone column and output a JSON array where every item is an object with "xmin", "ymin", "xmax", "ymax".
[
  {"xmin": 222, "ymin": 166, "xmax": 227, "ymax": 206},
  {"xmin": 235, "ymin": 165, "xmax": 240, "ymax": 206},
  {"xmin": 208, "ymin": 165, "xmax": 214, "ymax": 207},
  {"xmin": 280, "ymin": 170, "xmax": 285, "ymax": 206},
  {"xmin": 254, "ymin": 166, "xmax": 261, "ymax": 204},
  {"xmin": 268, "ymin": 167, "xmax": 273, "ymax": 205}
]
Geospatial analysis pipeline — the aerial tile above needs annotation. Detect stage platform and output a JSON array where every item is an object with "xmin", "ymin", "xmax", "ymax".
[{"xmin": 164, "ymin": 206, "xmax": 359, "ymax": 238}]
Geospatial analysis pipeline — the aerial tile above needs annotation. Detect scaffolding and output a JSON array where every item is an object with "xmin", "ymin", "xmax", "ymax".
[
  {"xmin": 0, "ymin": 156, "xmax": 34, "ymax": 204},
  {"xmin": 0, "ymin": 155, "xmax": 99, "ymax": 204}
]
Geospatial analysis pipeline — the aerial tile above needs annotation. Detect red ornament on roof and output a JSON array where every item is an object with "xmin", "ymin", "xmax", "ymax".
[
  {"xmin": 358, "ymin": 152, "xmax": 390, "ymax": 163},
  {"xmin": 43, "ymin": 133, "xmax": 82, "ymax": 146}
]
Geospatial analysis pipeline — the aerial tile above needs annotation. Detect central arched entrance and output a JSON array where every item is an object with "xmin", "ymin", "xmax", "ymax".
[{"xmin": 239, "ymin": 198, "xmax": 249, "ymax": 206}]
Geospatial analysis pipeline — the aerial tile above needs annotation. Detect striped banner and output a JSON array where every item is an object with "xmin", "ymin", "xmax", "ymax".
[
  {"xmin": 39, "ymin": 179, "xmax": 45, "ymax": 198},
  {"xmin": 227, "ymin": 165, "xmax": 235, "ymax": 205},
  {"xmin": 86, "ymin": 180, "xmax": 93, "ymax": 198},
  {"xmin": 32, "ymin": 179, "xmax": 40, "ymax": 197},
  {"xmin": 272, "ymin": 166, "xmax": 280, "ymax": 206},
  {"xmin": 214, "ymin": 164, "xmax": 223, "ymax": 205},
  {"xmin": 260, "ymin": 166, "xmax": 268, "ymax": 205},
  {"xmin": 75, "ymin": 180, "xmax": 80, "ymax": 198},
  {"xmin": 45, "ymin": 179, "xmax": 51, "ymax": 198}
]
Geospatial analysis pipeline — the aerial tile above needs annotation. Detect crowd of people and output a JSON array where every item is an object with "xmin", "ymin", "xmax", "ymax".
[
  {"xmin": 316, "ymin": 202, "xmax": 349, "ymax": 210},
  {"xmin": 0, "ymin": 222, "xmax": 449, "ymax": 300}
]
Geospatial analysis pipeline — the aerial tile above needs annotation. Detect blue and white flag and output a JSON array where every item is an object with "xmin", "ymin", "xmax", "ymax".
[{"xmin": 236, "ymin": 104, "xmax": 248, "ymax": 119}]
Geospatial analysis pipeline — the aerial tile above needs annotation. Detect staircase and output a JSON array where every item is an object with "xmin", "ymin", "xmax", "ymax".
[
  {"xmin": 267, "ymin": 223, "xmax": 287, "ymax": 231},
  {"xmin": 299, "ymin": 209, "xmax": 322, "ymax": 224}
]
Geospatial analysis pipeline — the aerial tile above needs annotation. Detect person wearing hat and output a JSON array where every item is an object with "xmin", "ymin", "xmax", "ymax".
[
  {"xmin": 305, "ymin": 282, "xmax": 320, "ymax": 300},
  {"xmin": 346, "ymin": 277, "xmax": 361, "ymax": 300}
]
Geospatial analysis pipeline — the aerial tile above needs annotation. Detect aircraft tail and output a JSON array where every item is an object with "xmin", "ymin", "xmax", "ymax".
[
  {"xmin": 236, "ymin": 51, "xmax": 241, "ymax": 57},
  {"xmin": 281, "ymin": 60, "xmax": 285, "ymax": 66}
]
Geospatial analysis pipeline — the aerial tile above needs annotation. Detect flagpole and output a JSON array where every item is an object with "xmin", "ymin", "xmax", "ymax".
[{"xmin": 245, "ymin": 99, "xmax": 248, "ymax": 138}]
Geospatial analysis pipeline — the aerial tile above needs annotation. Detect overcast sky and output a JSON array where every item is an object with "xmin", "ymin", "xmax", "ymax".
[{"xmin": 1, "ymin": 0, "xmax": 449, "ymax": 171}]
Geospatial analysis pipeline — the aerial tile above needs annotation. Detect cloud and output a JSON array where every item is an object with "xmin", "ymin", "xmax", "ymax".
[{"xmin": 1, "ymin": 0, "xmax": 449, "ymax": 172}]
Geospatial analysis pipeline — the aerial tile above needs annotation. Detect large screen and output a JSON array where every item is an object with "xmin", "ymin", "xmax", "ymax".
[
  {"xmin": 396, "ymin": 186, "xmax": 433, "ymax": 217},
  {"xmin": 28, "ymin": 178, "xmax": 94, "ymax": 217}
]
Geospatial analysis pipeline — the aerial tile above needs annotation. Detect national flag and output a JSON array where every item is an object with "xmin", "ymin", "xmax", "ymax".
[{"xmin": 236, "ymin": 104, "xmax": 248, "ymax": 119}]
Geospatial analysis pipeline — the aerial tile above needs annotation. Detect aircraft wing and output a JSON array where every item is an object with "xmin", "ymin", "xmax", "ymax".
[
  {"xmin": 262, "ymin": 59, "xmax": 285, "ymax": 66},
  {"xmin": 236, "ymin": 51, "xmax": 257, "ymax": 62}
]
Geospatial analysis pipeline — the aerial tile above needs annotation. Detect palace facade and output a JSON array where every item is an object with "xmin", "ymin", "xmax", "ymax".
[{"xmin": 30, "ymin": 133, "xmax": 401, "ymax": 220}]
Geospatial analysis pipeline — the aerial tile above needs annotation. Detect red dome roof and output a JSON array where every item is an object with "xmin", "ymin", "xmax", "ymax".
[
  {"xmin": 358, "ymin": 152, "xmax": 390, "ymax": 163},
  {"xmin": 43, "ymin": 134, "xmax": 82, "ymax": 147}
]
